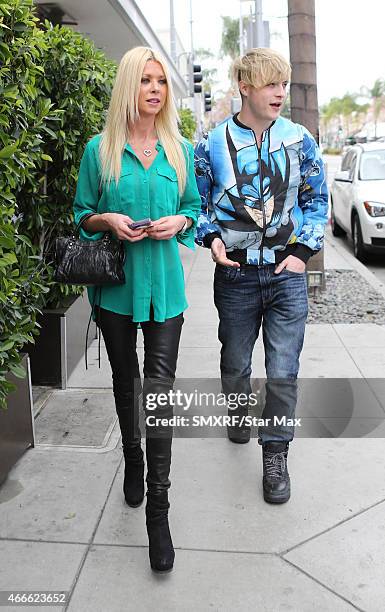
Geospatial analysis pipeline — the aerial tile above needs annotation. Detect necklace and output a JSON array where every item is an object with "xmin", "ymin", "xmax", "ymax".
[{"xmin": 131, "ymin": 135, "xmax": 157, "ymax": 158}]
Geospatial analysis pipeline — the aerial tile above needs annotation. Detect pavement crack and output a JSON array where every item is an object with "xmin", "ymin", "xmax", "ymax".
[
  {"xmin": 63, "ymin": 454, "xmax": 124, "ymax": 612},
  {"xmin": 279, "ymin": 495, "xmax": 385, "ymax": 557},
  {"xmin": 281, "ymin": 556, "xmax": 365, "ymax": 611}
]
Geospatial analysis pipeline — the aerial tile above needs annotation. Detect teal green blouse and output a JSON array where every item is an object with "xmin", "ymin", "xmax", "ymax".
[{"xmin": 73, "ymin": 134, "xmax": 201, "ymax": 322}]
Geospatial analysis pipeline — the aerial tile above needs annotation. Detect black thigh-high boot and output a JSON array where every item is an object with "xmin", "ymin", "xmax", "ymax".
[
  {"xmin": 95, "ymin": 306, "xmax": 144, "ymax": 508},
  {"xmin": 116, "ymin": 391, "xmax": 144, "ymax": 508},
  {"xmin": 145, "ymin": 431, "xmax": 174, "ymax": 572},
  {"xmin": 142, "ymin": 312, "xmax": 183, "ymax": 572}
]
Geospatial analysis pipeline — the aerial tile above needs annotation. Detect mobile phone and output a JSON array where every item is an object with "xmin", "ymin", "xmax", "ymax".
[{"xmin": 130, "ymin": 218, "xmax": 152, "ymax": 229}]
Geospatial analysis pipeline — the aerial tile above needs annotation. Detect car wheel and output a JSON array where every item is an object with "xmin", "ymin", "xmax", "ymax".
[
  {"xmin": 331, "ymin": 199, "xmax": 346, "ymax": 237},
  {"xmin": 352, "ymin": 214, "xmax": 368, "ymax": 263}
]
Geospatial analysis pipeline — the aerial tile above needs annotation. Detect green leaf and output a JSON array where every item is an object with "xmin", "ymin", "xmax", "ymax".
[
  {"xmin": 0, "ymin": 341, "xmax": 15, "ymax": 352},
  {"xmin": 0, "ymin": 144, "xmax": 18, "ymax": 159},
  {"xmin": 8, "ymin": 362, "xmax": 27, "ymax": 378},
  {"xmin": 0, "ymin": 237, "xmax": 14, "ymax": 249},
  {"xmin": 41, "ymin": 153, "xmax": 53, "ymax": 162},
  {"xmin": 1, "ymin": 253, "xmax": 17, "ymax": 265}
]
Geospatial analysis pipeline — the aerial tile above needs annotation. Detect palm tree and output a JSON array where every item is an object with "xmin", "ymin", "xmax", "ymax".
[
  {"xmin": 361, "ymin": 79, "xmax": 385, "ymax": 138},
  {"xmin": 287, "ymin": 0, "xmax": 323, "ymax": 284},
  {"xmin": 287, "ymin": 0, "xmax": 319, "ymax": 140}
]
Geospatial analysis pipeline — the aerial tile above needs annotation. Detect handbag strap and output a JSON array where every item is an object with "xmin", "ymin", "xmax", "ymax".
[{"xmin": 84, "ymin": 286, "xmax": 102, "ymax": 370}]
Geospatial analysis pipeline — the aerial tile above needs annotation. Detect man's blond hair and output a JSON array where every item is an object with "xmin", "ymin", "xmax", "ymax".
[{"xmin": 232, "ymin": 48, "xmax": 291, "ymax": 91}]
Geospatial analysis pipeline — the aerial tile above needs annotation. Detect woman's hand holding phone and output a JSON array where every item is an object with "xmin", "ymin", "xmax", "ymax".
[
  {"xmin": 146, "ymin": 215, "xmax": 187, "ymax": 240},
  {"xmin": 103, "ymin": 213, "xmax": 151, "ymax": 242},
  {"xmin": 98, "ymin": 213, "xmax": 186, "ymax": 242}
]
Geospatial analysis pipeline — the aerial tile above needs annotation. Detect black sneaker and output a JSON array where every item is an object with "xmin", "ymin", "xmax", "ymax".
[{"xmin": 262, "ymin": 441, "xmax": 290, "ymax": 503}]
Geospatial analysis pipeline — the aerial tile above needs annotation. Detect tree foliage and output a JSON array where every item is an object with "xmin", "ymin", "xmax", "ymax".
[
  {"xmin": 360, "ymin": 79, "xmax": 385, "ymax": 137},
  {"xmin": 220, "ymin": 16, "xmax": 240, "ymax": 60},
  {"xmin": 195, "ymin": 48, "xmax": 218, "ymax": 93},
  {"xmin": 321, "ymin": 93, "xmax": 369, "ymax": 124},
  {"xmin": 178, "ymin": 108, "xmax": 196, "ymax": 143}
]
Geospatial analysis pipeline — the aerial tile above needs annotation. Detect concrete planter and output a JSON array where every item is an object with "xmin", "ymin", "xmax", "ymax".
[
  {"xmin": 0, "ymin": 354, "xmax": 34, "ymax": 486},
  {"xmin": 26, "ymin": 292, "xmax": 94, "ymax": 389}
]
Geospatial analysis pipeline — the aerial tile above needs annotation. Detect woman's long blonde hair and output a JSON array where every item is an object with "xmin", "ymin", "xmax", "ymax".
[{"xmin": 99, "ymin": 46, "xmax": 187, "ymax": 194}]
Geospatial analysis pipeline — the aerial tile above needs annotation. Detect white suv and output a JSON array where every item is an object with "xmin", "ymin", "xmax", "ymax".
[{"xmin": 330, "ymin": 143, "xmax": 385, "ymax": 262}]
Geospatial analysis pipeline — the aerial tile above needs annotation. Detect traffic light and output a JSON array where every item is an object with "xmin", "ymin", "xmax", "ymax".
[
  {"xmin": 189, "ymin": 60, "xmax": 202, "ymax": 95},
  {"xmin": 204, "ymin": 91, "xmax": 212, "ymax": 112}
]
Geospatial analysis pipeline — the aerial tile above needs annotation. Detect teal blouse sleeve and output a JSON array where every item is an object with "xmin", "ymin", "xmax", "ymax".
[
  {"xmin": 176, "ymin": 141, "xmax": 202, "ymax": 249},
  {"xmin": 73, "ymin": 136, "xmax": 104, "ymax": 241}
]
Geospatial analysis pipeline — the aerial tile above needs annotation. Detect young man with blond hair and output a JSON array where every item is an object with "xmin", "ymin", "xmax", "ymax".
[{"xmin": 194, "ymin": 48, "xmax": 328, "ymax": 503}]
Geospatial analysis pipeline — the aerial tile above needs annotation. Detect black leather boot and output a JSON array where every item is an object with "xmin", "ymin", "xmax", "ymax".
[
  {"xmin": 116, "ymin": 403, "xmax": 144, "ymax": 507},
  {"xmin": 145, "ymin": 436, "xmax": 174, "ymax": 573},
  {"xmin": 227, "ymin": 406, "xmax": 251, "ymax": 444},
  {"xmin": 139, "ymin": 311, "xmax": 183, "ymax": 572},
  {"xmin": 122, "ymin": 443, "xmax": 144, "ymax": 507},
  {"xmin": 262, "ymin": 441, "xmax": 290, "ymax": 503}
]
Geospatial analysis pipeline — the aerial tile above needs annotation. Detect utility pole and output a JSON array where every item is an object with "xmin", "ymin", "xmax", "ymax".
[
  {"xmin": 255, "ymin": 0, "xmax": 264, "ymax": 47},
  {"xmin": 239, "ymin": 1, "xmax": 244, "ymax": 55},
  {"xmin": 287, "ymin": 0, "xmax": 324, "ymax": 292},
  {"xmin": 188, "ymin": 0, "xmax": 202, "ymax": 140},
  {"xmin": 169, "ymin": 0, "xmax": 177, "ymax": 64}
]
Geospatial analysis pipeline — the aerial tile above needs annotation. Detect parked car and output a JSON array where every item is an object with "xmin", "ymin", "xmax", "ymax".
[{"xmin": 330, "ymin": 143, "xmax": 385, "ymax": 262}]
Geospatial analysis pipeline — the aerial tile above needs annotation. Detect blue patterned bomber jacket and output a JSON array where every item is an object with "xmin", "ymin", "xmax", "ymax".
[{"xmin": 194, "ymin": 114, "xmax": 329, "ymax": 265}]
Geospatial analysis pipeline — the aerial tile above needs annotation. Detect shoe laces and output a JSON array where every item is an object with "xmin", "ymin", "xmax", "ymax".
[{"xmin": 264, "ymin": 450, "xmax": 287, "ymax": 480}]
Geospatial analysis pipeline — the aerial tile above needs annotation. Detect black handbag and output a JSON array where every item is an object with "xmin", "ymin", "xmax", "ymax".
[{"xmin": 54, "ymin": 213, "xmax": 126, "ymax": 286}]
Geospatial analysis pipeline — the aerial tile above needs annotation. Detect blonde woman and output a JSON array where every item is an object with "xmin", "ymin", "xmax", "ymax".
[{"xmin": 73, "ymin": 46, "xmax": 200, "ymax": 572}]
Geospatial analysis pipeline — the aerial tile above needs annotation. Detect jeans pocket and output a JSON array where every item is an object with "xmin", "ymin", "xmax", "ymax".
[
  {"xmin": 280, "ymin": 268, "xmax": 305, "ymax": 276},
  {"xmin": 215, "ymin": 264, "xmax": 241, "ymax": 282}
]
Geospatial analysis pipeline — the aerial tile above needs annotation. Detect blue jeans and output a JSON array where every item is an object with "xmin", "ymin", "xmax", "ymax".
[{"xmin": 214, "ymin": 263, "xmax": 308, "ymax": 444}]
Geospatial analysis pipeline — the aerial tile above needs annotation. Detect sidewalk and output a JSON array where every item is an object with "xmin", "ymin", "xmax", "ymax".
[{"xmin": 1, "ymin": 232, "xmax": 385, "ymax": 611}]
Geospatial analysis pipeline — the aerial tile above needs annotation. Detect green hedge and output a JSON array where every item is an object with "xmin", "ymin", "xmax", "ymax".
[
  {"xmin": 0, "ymin": 0, "xmax": 116, "ymax": 408},
  {"xmin": 0, "ymin": 0, "xmax": 53, "ymax": 407},
  {"xmin": 17, "ymin": 21, "xmax": 116, "ymax": 308}
]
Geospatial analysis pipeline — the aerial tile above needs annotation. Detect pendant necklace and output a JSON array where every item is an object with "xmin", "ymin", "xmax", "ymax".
[
  {"xmin": 142, "ymin": 139, "xmax": 156, "ymax": 157},
  {"xmin": 130, "ymin": 134, "xmax": 156, "ymax": 158}
]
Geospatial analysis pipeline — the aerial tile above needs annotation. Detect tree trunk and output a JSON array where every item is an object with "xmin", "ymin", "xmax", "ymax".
[
  {"xmin": 288, "ymin": 0, "xmax": 324, "ymax": 287},
  {"xmin": 288, "ymin": 0, "xmax": 319, "ymax": 141}
]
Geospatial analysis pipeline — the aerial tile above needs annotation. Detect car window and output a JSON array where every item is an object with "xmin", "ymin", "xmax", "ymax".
[
  {"xmin": 348, "ymin": 154, "xmax": 357, "ymax": 180},
  {"xmin": 359, "ymin": 150, "xmax": 385, "ymax": 180},
  {"xmin": 341, "ymin": 150, "xmax": 353, "ymax": 171}
]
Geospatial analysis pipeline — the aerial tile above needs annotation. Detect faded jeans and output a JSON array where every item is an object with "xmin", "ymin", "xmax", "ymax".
[{"xmin": 214, "ymin": 263, "xmax": 308, "ymax": 444}]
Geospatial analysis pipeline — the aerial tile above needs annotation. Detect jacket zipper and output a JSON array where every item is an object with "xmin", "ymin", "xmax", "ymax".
[{"xmin": 254, "ymin": 132, "xmax": 266, "ymax": 266}]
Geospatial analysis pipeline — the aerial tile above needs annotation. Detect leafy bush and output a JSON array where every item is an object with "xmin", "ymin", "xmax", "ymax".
[
  {"xmin": 322, "ymin": 147, "xmax": 342, "ymax": 155},
  {"xmin": 17, "ymin": 21, "xmax": 117, "ymax": 308},
  {"xmin": 0, "ymin": 0, "xmax": 54, "ymax": 408},
  {"xmin": 0, "ymin": 1, "xmax": 116, "ymax": 407},
  {"xmin": 179, "ymin": 108, "xmax": 196, "ymax": 143}
]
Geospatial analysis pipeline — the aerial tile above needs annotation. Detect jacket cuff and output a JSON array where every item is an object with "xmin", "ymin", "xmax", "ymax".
[
  {"xmin": 294, "ymin": 244, "xmax": 315, "ymax": 263},
  {"xmin": 202, "ymin": 232, "xmax": 223, "ymax": 248}
]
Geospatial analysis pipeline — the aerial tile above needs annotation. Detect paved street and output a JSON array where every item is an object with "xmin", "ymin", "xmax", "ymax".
[{"xmin": 1, "ymin": 225, "xmax": 385, "ymax": 611}]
